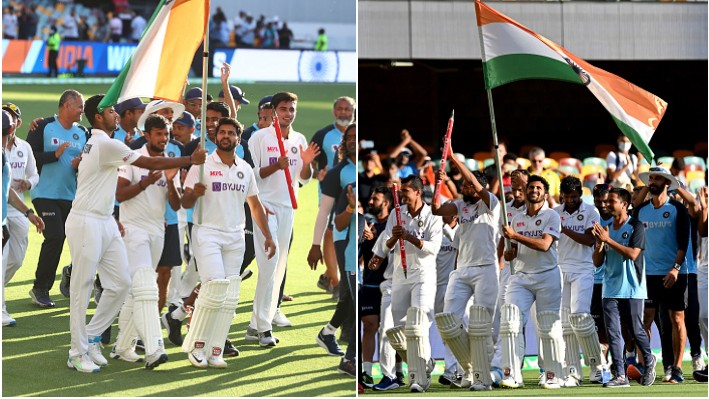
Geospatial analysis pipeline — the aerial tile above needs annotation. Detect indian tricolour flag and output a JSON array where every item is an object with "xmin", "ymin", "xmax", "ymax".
[
  {"xmin": 474, "ymin": 0, "xmax": 667, "ymax": 161},
  {"xmin": 99, "ymin": 0, "xmax": 208, "ymax": 109}
]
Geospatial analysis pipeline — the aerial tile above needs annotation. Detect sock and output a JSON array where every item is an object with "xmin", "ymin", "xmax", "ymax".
[
  {"xmin": 172, "ymin": 305, "xmax": 188, "ymax": 321},
  {"xmin": 323, "ymin": 323, "xmax": 337, "ymax": 335},
  {"xmin": 364, "ymin": 361, "xmax": 373, "ymax": 375},
  {"xmin": 396, "ymin": 362, "xmax": 403, "ymax": 374}
]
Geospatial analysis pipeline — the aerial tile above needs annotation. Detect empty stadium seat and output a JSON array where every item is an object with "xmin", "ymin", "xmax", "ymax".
[
  {"xmin": 657, "ymin": 156, "xmax": 674, "ymax": 168},
  {"xmin": 581, "ymin": 164, "xmax": 605, "ymax": 178},
  {"xmin": 548, "ymin": 151, "xmax": 571, "ymax": 161},
  {"xmin": 686, "ymin": 170, "xmax": 705, "ymax": 183},
  {"xmin": 559, "ymin": 157, "xmax": 583, "ymax": 173},
  {"xmin": 672, "ymin": 149, "xmax": 694, "ymax": 159},
  {"xmin": 473, "ymin": 151, "xmax": 493, "ymax": 161},
  {"xmin": 595, "ymin": 143, "xmax": 616, "ymax": 159},
  {"xmin": 684, "ymin": 156, "xmax": 707, "ymax": 171},
  {"xmin": 559, "ymin": 165, "xmax": 580, "ymax": 176},
  {"xmin": 543, "ymin": 158, "xmax": 559, "ymax": 170},
  {"xmin": 689, "ymin": 178, "xmax": 706, "ymax": 194},
  {"xmin": 582, "ymin": 157, "xmax": 608, "ymax": 169},
  {"xmin": 516, "ymin": 157, "xmax": 531, "ymax": 170},
  {"xmin": 483, "ymin": 158, "xmax": 495, "ymax": 168}
]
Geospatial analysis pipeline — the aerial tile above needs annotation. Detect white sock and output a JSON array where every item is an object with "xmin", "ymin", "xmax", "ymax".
[
  {"xmin": 364, "ymin": 361, "xmax": 373, "ymax": 375},
  {"xmin": 395, "ymin": 362, "xmax": 403, "ymax": 373},
  {"xmin": 323, "ymin": 323, "xmax": 337, "ymax": 335},
  {"xmin": 171, "ymin": 305, "xmax": 188, "ymax": 321}
]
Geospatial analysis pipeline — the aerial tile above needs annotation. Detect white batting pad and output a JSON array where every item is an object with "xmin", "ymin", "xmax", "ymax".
[
  {"xmin": 569, "ymin": 312, "xmax": 603, "ymax": 370},
  {"xmin": 500, "ymin": 303, "xmax": 523, "ymax": 383},
  {"xmin": 182, "ymin": 279, "xmax": 229, "ymax": 353},
  {"xmin": 537, "ymin": 310, "xmax": 566, "ymax": 381},
  {"xmin": 405, "ymin": 307, "xmax": 430, "ymax": 388},
  {"xmin": 468, "ymin": 305, "xmax": 494, "ymax": 386},
  {"xmin": 209, "ymin": 275, "xmax": 242, "ymax": 360},
  {"xmin": 435, "ymin": 312, "xmax": 471, "ymax": 374},
  {"xmin": 561, "ymin": 307, "xmax": 581, "ymax": 379}
]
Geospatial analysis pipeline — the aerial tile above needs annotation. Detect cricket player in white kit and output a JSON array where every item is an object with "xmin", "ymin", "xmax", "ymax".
[
  {"xmin": 553, "ymin": 176, "xmax": 607, "ymax": 386},
  {"xmin": 2, "ymin": 102, "xmax": 39, "ymax": 283},
  {"xmin": 432, "ymin": 151, "xmax": 501, "ymax": 391},
  {"xmin": 382, "ymin": 175, "xmax": 442, "ymax": 393},
  {"xmin": 181, "ymin": 117, "xmax": 276, "ymax": 368},
  {"xmin": 246, "ymin": 92, "xmax": 320, "ymax": 346},
  {"xmin": 109, "ymin": 114, "xmax": 182, "ymax": 368},
  {"xmin": 65, "ymin": 94, "xmax": 206, "ymax": 373},
  {"xmin": 501, "ymin": 175, "xmax": 565, "ymax": 389}
]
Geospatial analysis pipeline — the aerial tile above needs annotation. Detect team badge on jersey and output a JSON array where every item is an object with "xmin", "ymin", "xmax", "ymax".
[
  {"xmin": 622, "ymin": 232, "xmax": 629, "ymax": 239},
  {"xmin": 73, "ymin": 133, "xmax": 80, "ymax": 140},
  {"xmin": 663, "ymin": 211, "xmax": 670, "ymax": 219},
  {"xmin": 535, "ymin": 219, "xmax": 542, "ymax": 226},
  {"xmin": 577, "ymin": 214, "xmax": 584, "ymax": 221},
  {"xmin": 237, "ymin": 171, "xmax": 244, "ymax": 179},
  {"xmin": 17, "ymin": 151, "xmax": 23, "ymax": 158},
  {"xmin": 168, "ymin": 151, "xmax": 176, "ymax": 158},
  {"xmin": 417, "ymin": 220, "xmax": 424, "ymax": 228},
  {"xmin": 291, "ymin": 146, "xmax": 297, "ymax": 154}
]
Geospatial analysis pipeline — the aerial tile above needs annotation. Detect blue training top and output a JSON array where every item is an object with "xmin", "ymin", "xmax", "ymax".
[
  {"xmin": 26, "ymin": 116, "xmax": 88, "ymax": 201},
  {"xmin": 321, "ymin": 158, "xmax": 357, "ymax": 242},
  {"xmin": 634, "ymin": 197, "xmax": 690, "ymax": 275},
  {"xmin": 603, "ymin": 216, "xmax": 647, "ymax": 299},
  {"xmin": 594, "ymin": 216, "xmax": 613, "ymax": 284}
]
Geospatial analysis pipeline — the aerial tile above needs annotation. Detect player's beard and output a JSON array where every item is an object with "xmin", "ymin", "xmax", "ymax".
[
  {"xmin": 218, "ymin": 139, "xmax": 236, "ymax": 152},
  {"xmin": 368, "ymin": 203, "xmax": 382, "ymax": 216},
  {"xmin": 463, "ymin": 194, "xmax": 479, "ymax": 204},
  {"xmin": 335, "ymin": 116, "xmax": 354, "ymax": 127},
  {"xmin": 149, "ymin": 144, "xmax": 165, "ymax": 154},
  {"xmin": 648, "ymin": 183, "xmax": 665, "ymax": 195}
]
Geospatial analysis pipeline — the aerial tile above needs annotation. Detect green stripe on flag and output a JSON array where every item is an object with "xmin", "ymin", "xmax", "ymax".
[
  {"xmin": 483, "ymin": 54, "xmax": 583, "ymax": 90},
  {"xmin": 611, "ymin": 114, "xmax": 656, "ymax": 162},
  {"xmin": 99, "ymin": 57, "xmax": 132, "ymax": 109}
]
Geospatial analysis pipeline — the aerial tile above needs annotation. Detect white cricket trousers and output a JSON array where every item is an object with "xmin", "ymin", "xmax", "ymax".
[
  {"xmin": 698, "ymin": 268, "xmax": 707, "ymax": 354},
  {"xmin": 560, "ymin": 270, "xmax": 594, "ymax": 314},
  {"xmin": 191, "ymin": 225, "xmax": 245, "ymax": 281},
  {"xmin": 443, "ymin": 264, "xmax": 499, "ymax": 318},
  {"xmin": 390, "ymin": 269, "xmax": 436, "ymax": 327},
  {"xmin": 378, "ymin": 279, "xmax": 397, "ymax": 379},
  {"xmin": 251, "ymin": 201, "xmax": 293, "ymax": 332},
  {"xmin": 506, "ymin": 267, "xmax": 562, "ymax": 327},
  {"xmin": 4, "ymin": 215, "xmax": 29, "ymax": 283},
  {"xmin": 122, "ymin": 224, "xmax": 163, "ymax": 274},
  {"xmin": 65, "ymin": 212, "xmax": 131, "ymax": 358}
]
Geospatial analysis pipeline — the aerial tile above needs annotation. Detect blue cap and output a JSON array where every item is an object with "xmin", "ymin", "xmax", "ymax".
[
  {"xmin": 218, "ymin": 85, "xmax": 250, "ymax": 105},
  {"xmin": 114, "ymin": 98, "xmax": 146, "ymax": 116},
  {"xmin": 2, "ymin": 109, "xmax": 14, "ymax": 131},
  {"xmin": 185, "ymin": 87, "xmax": 202, "ymax": 101},
  {"xmin": 174, "ymin": 111, "xmax": 195, "ymax": 127},
  {"xmin": 258, "ymin": 95, "xmax": 273, "ymax": 108}
]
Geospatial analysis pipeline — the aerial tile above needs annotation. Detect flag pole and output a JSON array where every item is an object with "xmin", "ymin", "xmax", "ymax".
[
  {"xmin": 197, "ymin": 10, "xmax": 210, "ymax": 224},
  {"xmin": 476, "ymin": 4, "xmax": 511, "ymax": 258}
]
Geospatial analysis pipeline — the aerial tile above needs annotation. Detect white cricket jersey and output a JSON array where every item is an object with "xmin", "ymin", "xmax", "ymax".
[
  {"xmin": 510, "ymin": 207, "xmax": 561, "ymax": 274},
  {"xmin": 698, "ymin": 237, "xmax": 707, "ymax": 275},
  {"xmin": 184, "ymin": 152, "xmax": 258, "ymax": 233},
  {"xmin": 373, "ymin": 230, "xmax": 396, "ymax": 281},
  {"xmin": 118, "ymin": 145, "xmax": 171, "ymax": 236},
  {"xmin": 554, "ymin": 201, "xmax": 600, "ymax": 273},
  {"xmin": 6, "ymin": 138, "xmax": 38, "ymax": 217},
  {"xmin": 248, "ymin": 126, "xmax": 310, "ymax": 207},
  {"xmin": 436, "ymin": 222, "xmax": 459, "ymax": 286},
  {"xmin": 72, "ymin": 129, "xmax": 140, "ymax": 217},
  {"xmin": 454, "ymin": 194, "xmax": 501, "ymax": 267},
  {"xmin": 383, "ymin": 203, "xmax": 443, "ymax": 281},
  {"xmin": 502, "ymin": 200, "xmax": 527, "ymax": 268}
]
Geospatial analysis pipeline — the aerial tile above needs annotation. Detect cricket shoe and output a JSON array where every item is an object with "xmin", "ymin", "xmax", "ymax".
[
  {"xmin": 145, "ymin": 348, "xmax": 168, "ymax": 370},
  {"xmin": 537, "ymin": 369, "xmax": 547, "ymax": 386},
  {"xmin": 692, "ymin": 366, "xmax": 708, "ymax": 383},
  {"xmin": 491, "ymin": 367, "xmax": 504, "ymax": 387},
  {"xmin": 87, "ymin": 336, "xmax": 108, "ymax": 366},
  {"xmin": 67, "ymin": 353, "xmax": 100, "ymax": 373},
  {"xmin": 245, "ymin": 326, "xmax": 259, "ymax": 341},
  {"xmin": 337, "ymin": 358, "xmax": 356, "ymax": 377},
  {"xmin": 590, "ymin": 365, "xmax": 612, "ymax": 384},
  {"xmin": 241, "ymin": 268, "xmax": 253, "ymax": 281},
  {"xmin": 372, "ymin": 376, "xmax": 400, "ymax": 391},
  {"xmin": 450, "ymin": 374, "xmax": 472, "ymax": 389},
  {"xmin": 362, "ymin": 371, "xmax": 375, "ymax": 388},
  {"xmin": 641, "ymin": 353, "xmax": 657, "ymax": 386},
  {"xmin": 603, "ymin": 375, "xmax": 630, "ymax": 388},
  {"xmin": 272, "ymin": 308, "xmax": 292, "ymax": 327},
  {"xmin": 259, "ymin": 330, "xmax": 278, "ymax": 347},
  {"xmin": 542, "ymin": 375, "xmax": 562, "ymax": 389},
  {"xmin": 188, "ymin": 344, "xmax": 208, "ymax": 368},
  {"xmin": 2, "ymin": 310, "xmax": 16, "ymax": 327},
  {"xmin": 469, "ymin": 379, "xmax": 492, "ymax": 391},
  {"xmin": 60, "ymin": 264, "xmax": 72, "ymax": 298},
  {"xmin": 661, "ymin": 365, "xmax": 673, "ymax": 382},
  {"xmin": 316, "ymin": 274, "xmax": 330, "ymax": 291},
  {"xmin": 223, "ymin": 339, "xmax": 239, "ymax": 357},
  {"xmin": 316, "ymin": 328, "xmax": 344, "ymax": 356},
  {"xmin": 667, "ymin": 366, "xmax": 684, "ymax": 383},
  {"xmin": 692, "ymin": 354, "xmax": 706, "ymax": 372},
  {"xmin": 110, "ymin": 344, "xmax": 143, "ymax": 363},
  {"xmin": 438, "ymin": 372, "xmax": 457, "ymax": 386},
  {"xmin": 161, "ymin": 311, "xmax": 183, "ymax": 346},
  {"xmin": 208, "ymin": 352, "xmax": 228, "ymax": 368},
  {"xmin": 29, "ymin": 288, "xmax": 55, "ymax": 308}
]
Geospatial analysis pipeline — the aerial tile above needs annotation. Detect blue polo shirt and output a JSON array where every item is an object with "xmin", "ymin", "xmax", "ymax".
[
  {"xmin": 594, "ymin": 216, "xmax": 613, "ymax": 284},
  {"xmin": 321, "ymin": 158, "xmax": 356, "ymax": 242},
  {"xmin": 634, "ymin": 197, "xmax": 690, "ymax": 275},
  {"xmin": 603, "ymin": 216, "xmax": 646, "ymax": 299}
]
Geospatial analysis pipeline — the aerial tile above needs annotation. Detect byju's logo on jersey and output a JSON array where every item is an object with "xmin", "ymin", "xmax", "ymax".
[
  {"xmin": 268, "ymin": 157, "xmax": 278, "ymax": 165},
  {"xmin": 212, "ymin": 181, "xmax": 246, "ymax": 193},
  {"xmin": 212, "ymin": 182, "xmax": 222, "ymax": 192},
  {"xmin": 51, "ymin": 138, "xmax": 60, "ymax": 146}
]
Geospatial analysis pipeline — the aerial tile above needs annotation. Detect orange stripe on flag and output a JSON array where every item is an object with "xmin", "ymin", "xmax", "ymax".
[
  {"xmin": 475, "ymin": 0, "xmax": 508, "ymax": 27},
  {"xmin": 2, "ymin": 40, "xmax": 33, "ymax": 73},
  {"xmin": 154, "ymin": 0, "xmax": 209, "ymax": 100}
]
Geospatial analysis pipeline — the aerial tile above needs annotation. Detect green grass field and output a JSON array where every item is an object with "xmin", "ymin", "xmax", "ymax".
[{"xmin": 1, "ymin": 81, "xmax": 356, "ymax": 396}]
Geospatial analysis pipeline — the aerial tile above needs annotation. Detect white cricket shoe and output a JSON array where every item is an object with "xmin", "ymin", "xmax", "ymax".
[
  {"xmin": 145, "ymin": 348, "xmax": 168, "ymax": 370},
  {"xmin": 67, "ymin": 353, "xmax": 100, "ymax": 373},
  {"xmin": 272, "ymin": 309, "xmax": 292, "ymax": 327},
  {"xmin": 188, "ymin": 347, "xmax": 208, "ymax": 368},
  {"xmin": 87, "ymin": 337, "xmax": 108, "ymax": 366},
  {"xmin": 543, "ymin": 373, "xmax": 562, "ymax": 389},
  {"xmin": 2, "ymin": 310, "xmax": 16, "ymax": 327},
  {"xmin": 562, "ymin": 374, "xmax": 582, "ymax": 387},
  {"xmin": 244, "ymin": 326, "xmax": 259, "ymax": 341},
  {"xmin": 500, "ymin": 376, "xmax": 522, "ymax": 389},
  {"xmin": 469, "ymin": 380, "xmax": 492, "ymax": 391},
  {"xmin": 208, "ymin": 355, "xmax": 228, "ymax": 368},
  {"xmin": 109, "ymin": 345, "xmax": 143, "ymax": 363},
  {"xmin": 692, "ymin": 354, "xmax": 706, "ymax": 372}
]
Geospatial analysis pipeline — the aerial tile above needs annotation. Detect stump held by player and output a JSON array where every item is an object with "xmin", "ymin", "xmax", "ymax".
[
  {"xmin": 391, "ymin": 183, "xmax": 407, "ymax": 278},
  {"xmin": 432, "ymin": 110, "xmax": 454, "ymax": 206},
  {"xmin": 272, "ymin": 115, "xmax": 297, "ymax": 209}
]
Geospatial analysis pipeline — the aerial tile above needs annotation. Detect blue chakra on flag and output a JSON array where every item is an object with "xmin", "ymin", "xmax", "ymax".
[
  {"xmin": 562, "ymin": 56, "xmax": 591, "ymax": 86},
  {"xmin": 298, "ymin": 51, "xmax": 339, "ymax": 82}
]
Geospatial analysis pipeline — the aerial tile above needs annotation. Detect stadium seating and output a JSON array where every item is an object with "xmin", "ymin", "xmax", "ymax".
[
  {"xmin": 657, "ymin": 156, "xmax": 674, "ymax": 168},
  {"xmin": 689, "ymin": 178, "xmax": 706, "ymax": 194},
  {"xmin": 686, "ymin": 170, "xmax": 705, "ymax": 183},
  {"xmin": 638, "ymin": 163, "xmax": 651, "ymax": 174},
  {"xmin": 483, "ymin": 158, "xmax": 495, "ymax": 168},
  {"xmin": 672, "ymin": 149, "xmax": 694, "ymax": 159},
  {"xmin": 684, "ymin": 156, "xmax": 706, "ymax": 171},
  {"xmin": 559, "ymin": 157, "xmax": 583, "ymax": 173},
  {"xmin": 581, "ymin": 164, "xmax": 605, "ymax": 179},
  {"xmin": 516, "ymin": 157, "xmax": 531, "ymax": 170},
  {"xmin": 558, "ymin": 165, "xmax": 580, "ymax": 177},
  {"xmin": 582, "ymin": 157, "xmax": 608, "ymax": 169},
  {"xmin": 473, "ymin": 151, "xmax": 493, "ymax": 161},
  {"xmin": 548, "ymin": 151, "xmax": 571, "ymax": 161},
  {"xmin": 543, "ymin": 158, "xmax": 559, "ymax": 170},
  {"xmin": 465, "ymin": 158, "xmax": 480, "ymax": 171},
  {"xmin": 595, "ymin": 143, "xmax": 616, "ymax": 158}
]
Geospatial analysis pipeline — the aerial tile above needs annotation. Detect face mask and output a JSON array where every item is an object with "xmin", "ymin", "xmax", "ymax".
[{"xmin": 618, "ymin": 142, "xmax": 631, "ymax": 152}]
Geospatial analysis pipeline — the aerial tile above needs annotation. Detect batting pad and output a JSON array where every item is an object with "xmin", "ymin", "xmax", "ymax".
[
  {"xmin": 385, "ymin": 326, "xmax": 408, "ymax": 363},
  {"xmin": 537, "ymin": 310, "xmax": 566, "ymax": 381},
  {"xmin": 435, "ymin": 312, "xmax": 471, "ymax": 374},
  {"xmin": 468, "ymin": 305, "xmax": 494, "ymax": 386},
  {"xmin": 500, "ymin": 304, "xmax": 523, "ymax": 383},
  {"xmin": 131, "ymin": 268, "xmax": 163, "ymax": 356},
  {"xmin": 209, "ymin": 275, "xmax": 242, "ymax": 360},
  {"xmin": 114, "ymin": 295, "xmax": 138, "ymax": 352},
  {"xmin": 569, "ymin": 312, "xmax": 603, "ymax": 370},
  {"xmin": 561, "ymin": 307, "xmax": 581, "ymax": 379},
  {"xmin": 404, "ymin": 307, "xmax": 430, "ymax": 387},
  {"xmin": 182, "ymin": 279, "xmax": 229, "ymax": 353}
]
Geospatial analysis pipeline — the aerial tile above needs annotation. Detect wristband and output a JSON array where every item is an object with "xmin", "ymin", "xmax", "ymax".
[
  {"xmin": 672, "ymin": 263, "xmax": 682, "ymax": 271},
  {"xmin": 345, "ymin": 205, "xmax": 355, "ymax": 214},
  {"xmin": 24, "ymin": 208, "xmax": 34, "ymax": 218},
  {"xmin": 138, "ymin": 180, "xmax": 146, "ymax": 190}
]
